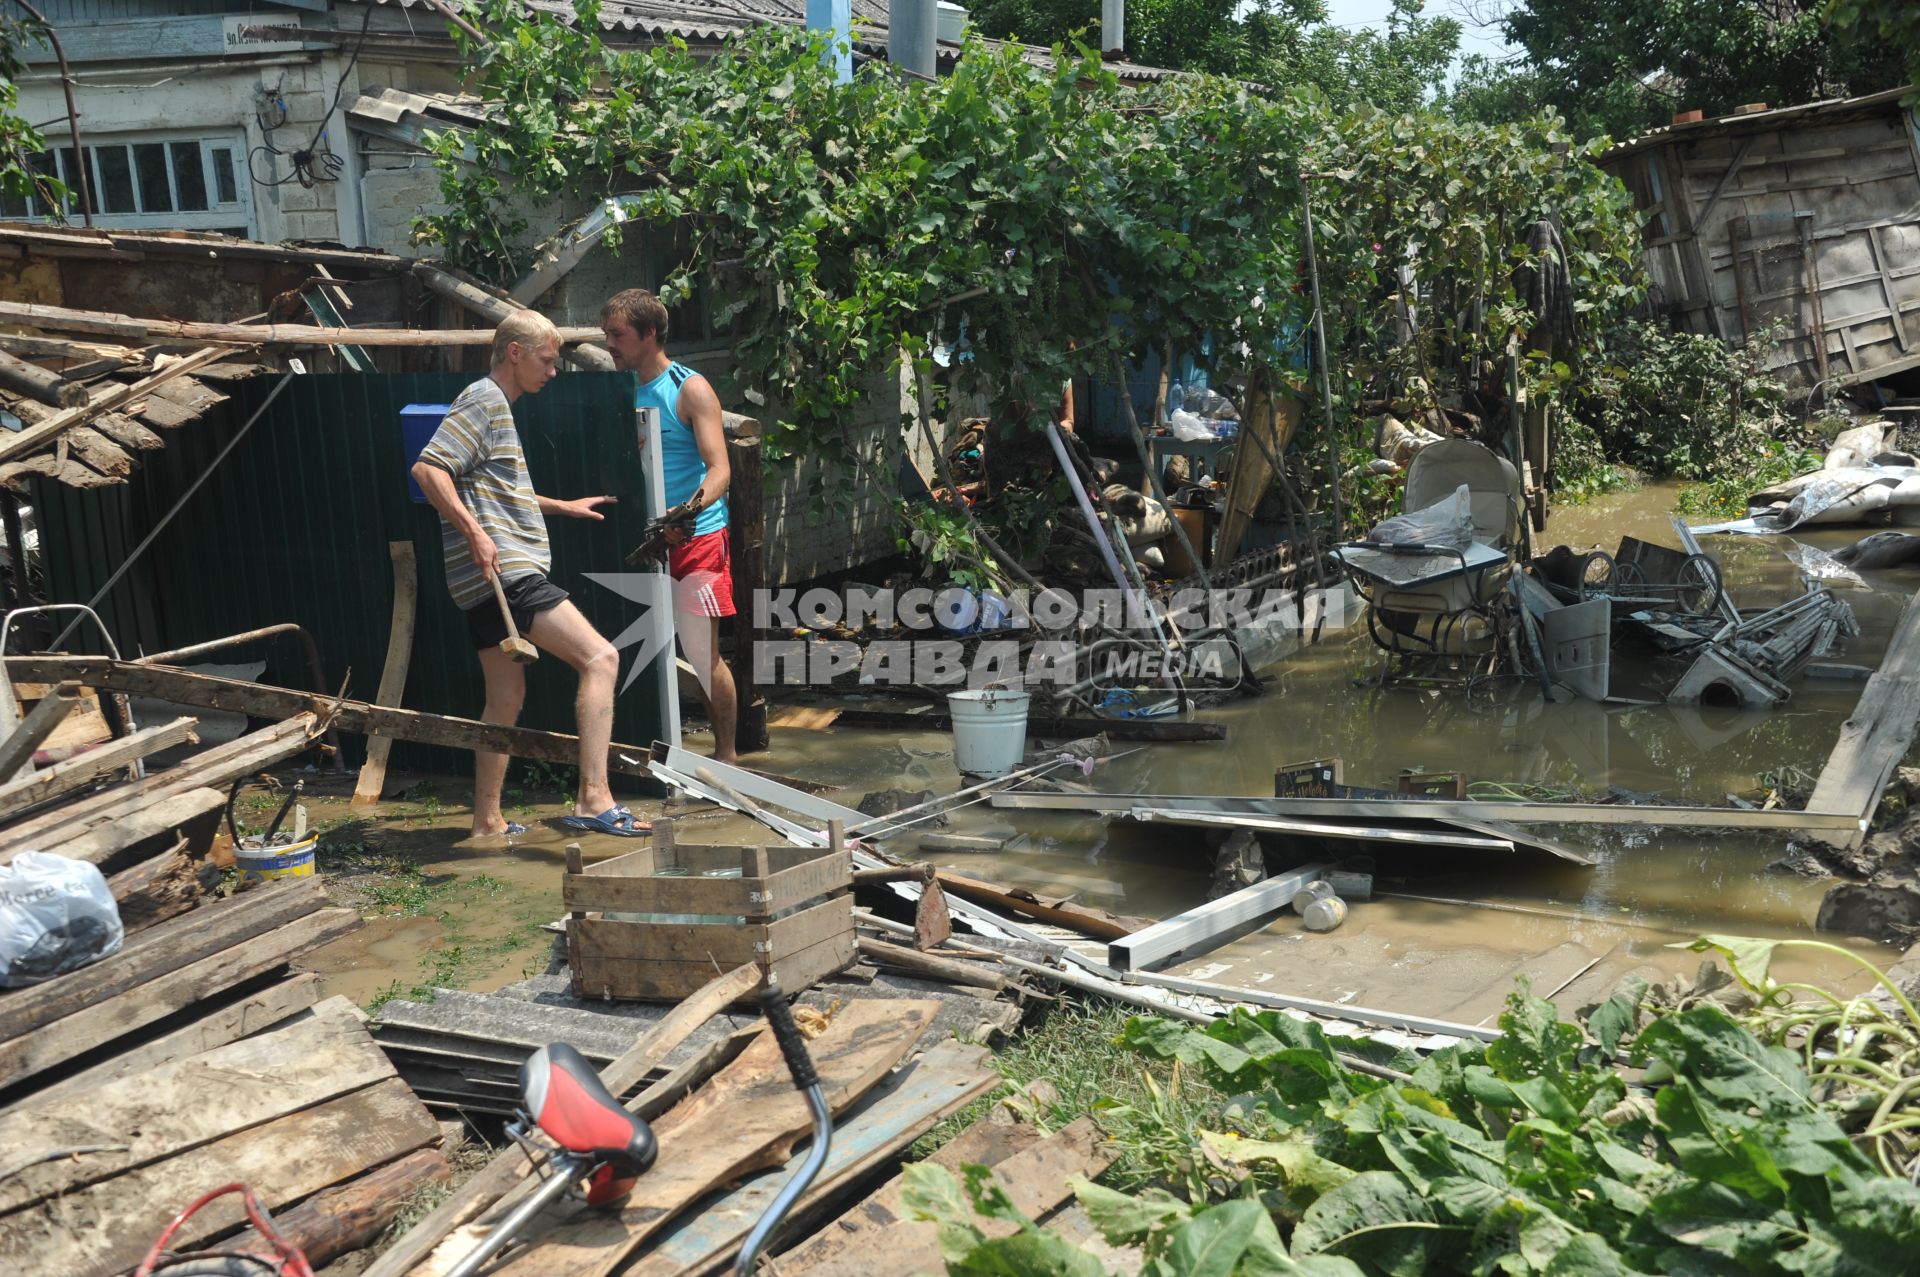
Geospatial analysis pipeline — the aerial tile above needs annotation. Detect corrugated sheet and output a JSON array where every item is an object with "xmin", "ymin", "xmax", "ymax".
[{"xmin": 33, "ymin": 371, "xmax": 671, "ymax": 780}]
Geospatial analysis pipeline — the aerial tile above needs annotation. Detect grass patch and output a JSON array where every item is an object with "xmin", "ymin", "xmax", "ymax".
[{"xmin": 910, "ymin": 999, "xmax": 1221, "ymax": 1190}]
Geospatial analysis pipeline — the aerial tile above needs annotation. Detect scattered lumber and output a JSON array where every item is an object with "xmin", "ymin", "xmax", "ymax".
[
  {"xmin": 5, "ymin": 656, "xmax": 655, "ymax": 780},
  {"xmin": 622, "ymin": 1039, "xmax": 1005, "ymax": 1277},
  {"xmin": 774, "ymin": 1115, "xmax": 1117, "ymax": 1277},
  {"xmin": 0, "ymin": 715, "xmax": 197, "ymax": 823},
  {"xmin": 439, "ymin": 999, "xmax": 937, "ymax": 1277},
  {"xmin": 0, "ymin": 678, "xmax": 82, "ymax": 781},
  {"xmin": 0, "ymin": 1007, "xmax": 439, "ymax": 1277},
  {"xmin": 105, "ymin": 837, "xmax": 215, "ymax": 932},
  {"xmin": 856, "ymin": 936, "xmax": 1008, "ymax": 992},
  {"xmin": 365, "ymin": 960, "xmax": 765, "ymax": 1277},
  {"xmin": 0, "ymin": 345, "xmax": 228, "ymax": 466},
  {"xmin": 1807, "ymin": 585, "xmax": 1920, "ymax": 849},
  {"xmin": 935, "ymin": 869, "xmax": 1152, "ymax": 941},
  {"xmin": 413, "ymin": 261, "xmax": 614, "ymax": 372}
]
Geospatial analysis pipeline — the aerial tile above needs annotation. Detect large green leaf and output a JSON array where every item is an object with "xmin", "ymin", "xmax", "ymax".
[{"xmin": 1291, "ymin": 1171, "xmax": 1460, "ymax": 1276}]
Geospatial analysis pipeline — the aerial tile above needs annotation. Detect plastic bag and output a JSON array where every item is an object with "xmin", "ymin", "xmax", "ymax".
[
  {"xmin": 1367, "ymin": 484, "xmax": 1475, "ymax": 551},
  {"xmin": 1187, "ymin": 388, "xmax": 1239, "ymax": 420},
  {"xmin": 0, "ymin": 851, "xmax": 124, "ymax": 987},
  {"xmin": 1167, "ymin": 410, "xmax": 1214, "ymax": 442}
]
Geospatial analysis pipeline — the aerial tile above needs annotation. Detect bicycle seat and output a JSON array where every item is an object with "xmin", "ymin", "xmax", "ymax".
[{"xmin": 520, "ymin": 1042, "xmax": 658, "ymax": 1174}]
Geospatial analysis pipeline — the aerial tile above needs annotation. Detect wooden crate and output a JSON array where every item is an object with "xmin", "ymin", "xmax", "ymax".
[{"xmin": 564, "ymin": 818, "xmax": 854, "ymax": 1002}]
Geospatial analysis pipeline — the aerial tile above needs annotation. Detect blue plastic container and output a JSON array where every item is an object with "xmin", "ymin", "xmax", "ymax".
[{"xmin": 399, "ymin": 404, "xmax": 451, "ymax": 503}]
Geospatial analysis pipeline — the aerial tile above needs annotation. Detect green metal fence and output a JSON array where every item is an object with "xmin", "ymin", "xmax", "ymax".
[{"xmin": 30, "ymin": 371, "xmax": 671, "ymax": 782}]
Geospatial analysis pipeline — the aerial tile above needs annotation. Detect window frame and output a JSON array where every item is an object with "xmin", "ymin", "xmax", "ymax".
[{"xmin": 1, "ymin": 130, "xmax": 255, "ymax": 236}]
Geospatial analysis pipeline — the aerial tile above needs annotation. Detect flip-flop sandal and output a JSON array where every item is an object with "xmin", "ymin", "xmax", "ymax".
[
  {"xmin": 559, "ymin": 805, "xmax": 652, "ymax": 838},
  {"xmin": 505, "ymin": 821, "xmax": 529, "ymax": 836}
]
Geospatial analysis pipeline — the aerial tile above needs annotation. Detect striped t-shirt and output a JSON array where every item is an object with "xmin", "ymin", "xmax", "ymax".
[{"xmin": 415, "ymin": 376, "xmax": 550, "ymax": 610}]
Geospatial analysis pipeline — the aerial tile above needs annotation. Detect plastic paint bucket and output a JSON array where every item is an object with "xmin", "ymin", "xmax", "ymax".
[
  {"xmin": 947, "ymin": 687, "xmax": 1032, "ymax": 778},
  {"xmin": 234, "ymin": 832, "xmax": 318, "ymax": 882}
]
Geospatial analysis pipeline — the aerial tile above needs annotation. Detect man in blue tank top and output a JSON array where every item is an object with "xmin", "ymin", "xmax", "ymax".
[{"xmin": 601, "ymin": 288, "xmax": 739, "ymax": 763}]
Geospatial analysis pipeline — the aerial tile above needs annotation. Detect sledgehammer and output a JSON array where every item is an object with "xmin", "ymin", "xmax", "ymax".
[{"xmin": 487, "ymin": 573, "xmax": 538, "ymax": 665}]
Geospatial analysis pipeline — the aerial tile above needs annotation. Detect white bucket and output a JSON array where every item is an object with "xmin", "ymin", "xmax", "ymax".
[{"xmin": 947, "ymin": 687, "xmax": 1031, "ymax": 778}]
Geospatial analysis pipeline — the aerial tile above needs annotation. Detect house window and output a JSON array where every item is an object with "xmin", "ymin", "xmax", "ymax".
[{"xmin": 1, "ymin": 133, "xmax": 252, "ymax": 236}]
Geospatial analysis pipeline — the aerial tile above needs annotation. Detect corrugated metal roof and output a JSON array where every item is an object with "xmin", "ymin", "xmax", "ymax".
[
  {"xmin": 365, "ymin": 0, "xmax": 1184, "ymax": 82},
  {"xmin": 1605, "ymin": 85, "xmax": 1917, "ymax": 160}
]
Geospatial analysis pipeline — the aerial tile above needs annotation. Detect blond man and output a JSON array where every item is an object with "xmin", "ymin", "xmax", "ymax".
[{"xmin": 410, "ymin": 312, "xmax": 648, "ymax": 838}]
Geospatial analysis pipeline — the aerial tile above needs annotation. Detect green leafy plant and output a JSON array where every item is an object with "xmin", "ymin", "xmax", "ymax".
[
  {"xmin": 900, "ymin": 503, "xmax": 998, "ymax": 594},
  {"xmin": 911, "ymin": 947, "xmax": 1920, "ymax": 1276}
]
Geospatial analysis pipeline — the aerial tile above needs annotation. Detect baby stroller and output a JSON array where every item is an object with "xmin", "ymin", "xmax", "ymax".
[{"xmin": 1334, "ymin": 439, "xmax": 1525, "ymax": 671}]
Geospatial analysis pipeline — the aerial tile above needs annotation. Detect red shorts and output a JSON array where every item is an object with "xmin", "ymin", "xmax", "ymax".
[{"xmin": 668, "ymin": 528, "xmax": 736, "ymax": 617}]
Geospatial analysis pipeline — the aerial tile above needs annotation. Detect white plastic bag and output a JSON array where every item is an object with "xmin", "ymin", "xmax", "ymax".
[
  {"xmin": 1367, "ymin": 484, "xmax": 1476, "ymax": 551},
  {"xmin": 1168, "ymin": 410, "xmax": 1214, "ymax": 442},
  {"xmin": 0, "ymin": 851, "xmax": 123, "ymax": 987}
]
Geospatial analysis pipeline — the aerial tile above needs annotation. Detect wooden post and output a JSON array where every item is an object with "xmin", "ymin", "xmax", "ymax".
[
  {"xmin": 351, "ymin": 542, "xmax": 417, "ymax": 806},
  {"xmin": 411, "ymin": 262, "xmax": 615, "ymax": 372},
  {"xmin": 565, "ymin": 841, "xmax": 586, "ymax": 925},
  {"xmin": 725, "ymin": 415, "xmax": 769, "ymax": 754}
]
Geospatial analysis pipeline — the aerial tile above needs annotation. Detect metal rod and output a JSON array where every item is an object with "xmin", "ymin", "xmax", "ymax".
[
  {"xmin": 0, "ymin": 679, "xmax": 79, "ymax": 782},
  {"xmin": 442, "ymin": 1152, "xmax": 591, "ymax": 1277},
  {"xmin": 1046, "ymin": 420, "xmax": 1136, "ymax": 612},
  {"xmin": 135, "ymin": 622, "xmax": 344, "ymax": 768},
  {"xmin": 1299, "ymin": 171, "xmax": 1341, "ymax": 538}
]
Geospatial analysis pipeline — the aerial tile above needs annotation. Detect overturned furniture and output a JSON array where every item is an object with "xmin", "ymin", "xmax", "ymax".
[
  {"xmin": 1335, "ymin": 439, "xmax": 1525, "ymax": 674},
  {"xmin": 564, "ymin": 817, "xmax": 855, "ymax": 1001}
]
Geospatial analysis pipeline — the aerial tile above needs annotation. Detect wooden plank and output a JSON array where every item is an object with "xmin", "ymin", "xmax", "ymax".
[
  {"xmin": 1436, "ymin": 941, "xmax": 1600, "ymax": 1029},
  {"xmin": 776, "ymin": 1115, "xmax": 1116, "ymax": 1277},
  {"xmin": 38, "ymin": 784, "xmax": 224, "ymax": 865},
  {"xmin": 0, "ymin": 1075, "xmax": 438, "ymax": 1277},
  {"xmin": 353, "ymin": 541, "xmax": 418, "ymax": 805},
  {"xmin": 857, "ymin": 937, "xmax": 1007, "ymax": 991},
  {"xmin": 25, "ymin": 973, "xmax": 321, "ymax": 1104},
  {"xmin": 0, "ymin": 299, "xmax": 603, "ymax": 349},
  {"xmin": 0, "ymin": 714, "xmax": 317, "ymax": 862},
  {"xmin": 626, "ymin": 1042, "xmax": 1009, "ymax": 1277},
  {"xmin": 0, "ymin": 998, "xmax": 387, "ymax": 1211},
  {"xmin": 363, "ymin": 960, "xmax": 765, "ymax": 1277},
  {"xmin": 0, "ymin": 346, "xmax": 89, "ymax": 407},
  {"xmin": 1109, "ymin": 863, "xmax": 1329, "ymax": 973},
  {"xmin": 106, "ymin": 838, "xmax": 207, "ymax": 933},
  {"xmin": 765, "ymin": 705, "xmax": 841, "ymax": 730},
  {"xmin": 0, "ymin": 716, "xmax": 196, "ymax": 822},
  {"xmin": 0, "ymin": 877, "xmax": 327, "ymax": 1047},
  {"xmin": 1807, "ymin": 588, "xmax": 1920, "ymax": 849},
  {"xmin": 4, "ymin": 657, "xmax": 655, "ymax": 779},
  {"xmin": 438, "ymin": 998, "xmax": 938, "ymax": 1277},
  {"xmin": 0, "ymin": 906, "xmax": 358, "ymax": 1088}
]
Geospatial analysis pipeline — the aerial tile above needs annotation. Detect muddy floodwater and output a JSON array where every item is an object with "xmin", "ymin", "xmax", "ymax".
[{"xmin": 301, "ymin": 481, "xmax": 1913, "ymax": 1006}]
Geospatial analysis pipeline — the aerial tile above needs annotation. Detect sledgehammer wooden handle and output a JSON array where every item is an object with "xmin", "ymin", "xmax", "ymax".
[{"xmin": 487, "ymin": 572, "xmax": 538, "ymax": 664}]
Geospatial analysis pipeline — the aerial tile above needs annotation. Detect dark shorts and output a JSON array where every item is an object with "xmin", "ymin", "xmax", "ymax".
[
  {"xmin": 668, "ymin": 528, "xmax": 737, "ymax": 618},
  {"xmin": 466, "ymin": 572, "xmax": 569, "ymax": 650}
]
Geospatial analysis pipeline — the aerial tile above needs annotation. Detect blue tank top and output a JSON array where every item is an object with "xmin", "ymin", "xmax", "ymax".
[{"xmin": 635, "ymin": 361, "xmax": 728, "ymax": 537}]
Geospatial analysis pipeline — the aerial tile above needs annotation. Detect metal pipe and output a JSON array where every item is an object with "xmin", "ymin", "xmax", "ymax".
[
  {"xmin": 443, "ymin": 1152, "xmax": 591, "ymax": 1277},
  {"xmin": 1046, "ymin": 421, "xmax": 1137, "ymax": 615},
  {"xmin": 134, "ymin": 622, "xmax": 343, "ymax": 769},
  {"xmin": 10, "ymin": 0, "xmax": 93, "ymax": 225},
  {"xmin": 1299, "ymin": 171, "xmax": 1341, "ymax": 539}
]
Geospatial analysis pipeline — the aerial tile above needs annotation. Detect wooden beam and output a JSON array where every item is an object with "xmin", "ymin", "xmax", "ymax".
[
  {"xmin": 40, "ymin": 785, "xmax": 225, "ymax": 866},
  {"xmin": 352, "ymin": 542, "xmax": 418, "ymax": 806},
  {"xmin": 0, "ymin": 347, "xmax": 88, "ymax": 407},
  {"xmin": 0, "ymin": 680, "xmax": 81, "ymax": 781},
  {"xmin": 0, "ymin": 300, "xmax": 603, "ymax": 349},
  {"xmin": 225, "ymin": 1147, "xmax": 451, "ymax": 1271},
  {"xmin": 0, "ymin": 346, "xmax": 228, "ymax": 466},
  {"xmin": 1806, "ymin": 587, "xmax": 1920, "ymax": 848},
  {"xmin": 0, "ymin": 716, "xmax": 196, "ymax": 823},
  {"xmin": 0, "ymin": 332, "xmax": 140, "ymax": 365},
  {"xmin": 4, "ymin": 656, "xmax": 655, "ymax": 778}
]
